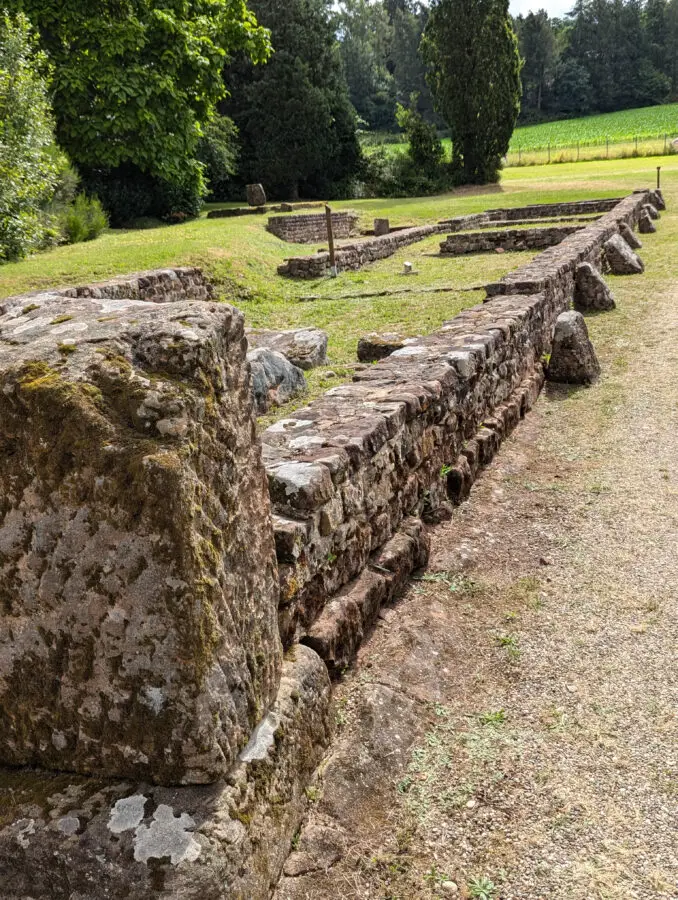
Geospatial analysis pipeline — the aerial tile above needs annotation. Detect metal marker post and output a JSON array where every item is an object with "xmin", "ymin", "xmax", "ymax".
[{"xmin": 325, "ymin": 204, "xmax": 337, "ymax": 278}]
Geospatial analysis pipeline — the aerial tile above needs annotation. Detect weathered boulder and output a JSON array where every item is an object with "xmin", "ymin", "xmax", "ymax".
[
  {"xmin": 643, "ymin": 202, "xmax": 660, "ymax": 220},
  {"xmin": 649, "ymin": 188, "xmax": 666, "ymax": 211},
  {"xmin": 246, "ymin": 183, "xmax": 267, "ymax": 207},
  {"xmin": 638, "ymin": 210, "xmax": 657, "ymax": 234},
  {"xmin": 0, "ymin": 645, "xmax": 331, "ymax": 900},
  {"xmin": 603, "ymin": 233, "xmax": 644, "ymax": 274},
  {"xmin": 357, "ymin": 333, "xmax": 419, "ymax": 362},
  {"xmin": 0, "ymin": 293, "xmax": 282, "ymax": 784},
  {"xmin": 248, "ymin": 347, "xmax": 307, "ymax": 413},
  {"xmin": 573, "ymin": 262, "xmax": 615, "ymax": 312},
  {"xmin": 247, "ymin": 328, "xmax": 328, "ymax": 370},
  {"xmin": 620, "ymin": 221, "xmax": 642, "ymax": 250},
  {"xmin": 548, "ymin": 311, "xmax": 601, "ymax": 385}
]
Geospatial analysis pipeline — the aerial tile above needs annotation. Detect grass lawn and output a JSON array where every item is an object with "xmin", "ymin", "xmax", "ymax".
[{"xmin": 1, "ymin": 155, "xmax": 675, "ymax": 415}]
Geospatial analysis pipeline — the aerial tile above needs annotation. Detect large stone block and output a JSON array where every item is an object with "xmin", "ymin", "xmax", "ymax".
[
  {"xmin": 638, "ymin": 210, "xmax": 657, "ymax": 234},
  {"xmin": 573, "ymin": 262, "xmax": 615, "ymax": 312},
  {"xmin": 246, "ymin": 183, "xmax": 267, "ymax": 207},
  {"xmin": 603, "ymin": 233, "xmax": 644, "ymax": 275},
  {"xmin": 247, "ymin": 328, "xmax": 328, "ymax": 370},
  {"xmin": 0, "ymin": 293, "xmax": 282, "ymax": 784},
  {"xmin": 619, "ymin": 222, "xmax": 642, "ymax": 250},
  {"xmin": 247, "ymin": 347, "xmax": 308, "ymax": 413},
  {"xmin": 548, "ymin": 311, "xmax": 601, "ymax": 385},
  {"xmin": 0, "ymin": 645, "xmax": 331, "ymax": 900}
]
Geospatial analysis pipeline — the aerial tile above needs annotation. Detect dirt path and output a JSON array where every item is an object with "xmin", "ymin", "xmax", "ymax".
[{"xmin": 274, "ymin": 206, "xmax": 678, "ymax": 900}]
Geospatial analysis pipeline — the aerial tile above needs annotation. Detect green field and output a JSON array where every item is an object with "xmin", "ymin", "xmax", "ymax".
[
  {"xmin": 510, "ymin": 103, "xmax": 678, "ymax": 151},
  {"xmin": 365, "ymin": 103, "xmax": 678, "ymax": 164}
]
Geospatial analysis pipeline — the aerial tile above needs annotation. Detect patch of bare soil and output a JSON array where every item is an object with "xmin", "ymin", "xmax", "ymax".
[{"xmin": 274, "ymin": 243, "xmax": 678, "ymax": 900}]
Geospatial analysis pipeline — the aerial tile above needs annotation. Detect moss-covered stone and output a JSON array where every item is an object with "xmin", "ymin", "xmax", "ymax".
[{"xmin": 0, "ymin": 292, "xmax": 282, "ymax": 785}]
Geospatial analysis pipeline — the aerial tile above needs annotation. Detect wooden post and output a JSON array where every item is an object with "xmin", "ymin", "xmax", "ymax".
[
  {"xmin": 325, "ymin": 204, "xmax": 337, "ymax": 277},
  {"xmin": 657, "ymin": 166, "xmax": 661, "ymax": 190}
]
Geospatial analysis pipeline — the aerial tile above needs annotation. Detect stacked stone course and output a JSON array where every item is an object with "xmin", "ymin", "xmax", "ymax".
[
  {"xmin": 268, "ymin": 211, "xmax": 359, "ymax": 243},
  {"xmin": 279, "ymin": 222, "xmax": 449, "ymax": 277},
  {"xmin": 279, "ymin": 197, "xmax": 623, "ymax": 279},
  {"xmin": 440, "ymin": 224, "xmax": 582, "ymax": 255}
]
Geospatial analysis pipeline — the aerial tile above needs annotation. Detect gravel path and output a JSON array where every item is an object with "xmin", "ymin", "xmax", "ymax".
[{"xmin": 275, "ymin": 203, "xmax": 678, "ymax": 900}]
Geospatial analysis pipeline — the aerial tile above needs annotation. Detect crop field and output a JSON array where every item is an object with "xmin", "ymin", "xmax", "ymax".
[
  {"xmin": 365, "ymin": 103, "xmax": 678, "ymax": 165},
  {"xmin": 511, "ymin": 103, "xmax": 678, "ymax": 151}
]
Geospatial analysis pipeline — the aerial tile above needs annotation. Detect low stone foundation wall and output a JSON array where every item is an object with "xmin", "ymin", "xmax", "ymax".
[
  {"xmin": 278, "ymin": 223, "xmax": 449, "ymax": 278},
  {"xmin": 2, "ymin": 267, "xmax": 214, "ymax": 310},
  {"xmin": 278, "ymin": 198, "xmax": 624, "ymax": 278},
  {"xmin": 440, "ymin": 224, "xmax": 582, "ymax": 255},
  {"xmin": 263, "ymin": 297, "xmax": 556, "ymax": 651},
  {"xmin": 485, "ymin": 192, "xmax": 648, "ymax": 303},
  {"xmin": 440, "ymin": 197, "xmax": 622, "ymax": 232},
  {"xmin": 263, "ymin": 189, "xmax": 652, "ymax": 656},
  {"xmin": 268, "ymin": 212, "xmax": 359, "ymax": 243}
]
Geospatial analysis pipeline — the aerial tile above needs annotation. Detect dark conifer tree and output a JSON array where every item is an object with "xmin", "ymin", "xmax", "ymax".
[{"xmin": 422, "ymin": 0, "xmax": 522, "ymax": 183}]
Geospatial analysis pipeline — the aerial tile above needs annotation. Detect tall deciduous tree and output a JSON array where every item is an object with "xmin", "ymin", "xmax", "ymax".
[
  {"xmin": 6, "ymin": 0, "xmax": 270, "ymax": 223},
  {"xmin": 422, "ymin": 0, "xmax": 522, "ymax": 184},
  {"xmin": 0, "ymin": 13, "xmax": 59, "ymax": 261},
  {"xmin": 517, "ymin": 10, "xmax": 556, "ymax": 115},
  {"xmin": 224, "ymin": 0, "xmax": 362, "ymax": 200},
  {"xmin": 338, "ymin": 0, "xmax": 395, "ymax": 131}
]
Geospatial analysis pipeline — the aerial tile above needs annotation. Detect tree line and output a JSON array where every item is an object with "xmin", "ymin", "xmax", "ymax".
[{"xmin": 517, "ymin": 0, "xmax": 678, "ymax": 121}]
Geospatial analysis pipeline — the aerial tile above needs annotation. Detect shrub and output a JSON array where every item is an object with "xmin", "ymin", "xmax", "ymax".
[
  {"xmin": 81, "ymin": 162, "xmax": 204, "ymax": 227},
  {"xmin": 0, "ymin": 13, "xmax": 59, "ymax": 262},
  {"xmin": 395, "ymin": 96, "xmax": 445, "ymax": 175},
  {"xmin": 62, "ymin": 193, "xmax": 108, "ymax": 244}
]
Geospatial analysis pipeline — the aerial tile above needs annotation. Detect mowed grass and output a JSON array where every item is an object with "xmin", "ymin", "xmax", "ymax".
[{"xmin": 1, "ymin": 154, "xmax": 675, "ymax": 413}]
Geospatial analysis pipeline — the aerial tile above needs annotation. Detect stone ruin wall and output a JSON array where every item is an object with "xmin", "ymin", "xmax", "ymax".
[
  {"xmin": 267, "ymin": 211, "xmax": 359, "ymax": 243},
  {"xmin": 0, "ymin": 190, "xmax": 656, "ymax": 899},
  {"xmin": 277, "ymin": 197, "xmax": 625, "ymax": 279},
  {"xmin": 262, "ymin": 191, "xmax": 650, "ymax": 665},
  {"xmin": 440, "ymin": 224, "xmax": 583, "ymax": 255},
  {"xmin": 279, "ymin": 222, "xmax": 449, "ymax": 278}
]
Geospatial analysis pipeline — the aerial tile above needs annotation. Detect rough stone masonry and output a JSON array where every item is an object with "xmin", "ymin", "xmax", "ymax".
[
  {"xmin": 0, "ymin": 289, "xmax": 282, "ymax": 784},
  {"xmin": 0, "ymin": 189, "xmax": 657, "ymax": 899}
]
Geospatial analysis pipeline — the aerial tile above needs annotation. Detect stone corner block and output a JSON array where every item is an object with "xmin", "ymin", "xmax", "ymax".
[
  {"xmin": 0, "ymin": 293, "xmax": 282, "ymax": 785},
  {"xmin": 0, "ymin": 644, "xmax": 331, "ymax": 900}
]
